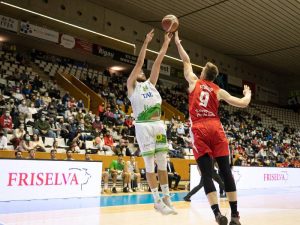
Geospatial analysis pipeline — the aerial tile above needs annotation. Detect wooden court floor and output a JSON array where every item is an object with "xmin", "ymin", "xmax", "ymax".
[{"xmin": 0, "ymin": 187, "xmax": 299, "ymax": 225}]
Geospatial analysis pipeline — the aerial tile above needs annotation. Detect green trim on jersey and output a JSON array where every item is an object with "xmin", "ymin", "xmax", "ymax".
[
  {"xmin": 137, "ymin": 103, "xmax": 161, "ymax": 121},
  {"xmin": 141, "ymin": 150, "xmax": 155, "ymax": 157},
  {"xmin": 155, "ymin": 147, "xmax": 169, "ymax": 153}
]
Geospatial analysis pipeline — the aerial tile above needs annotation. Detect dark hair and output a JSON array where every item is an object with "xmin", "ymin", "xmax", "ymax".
[
  {"xmin": 50, "ymin": 149, "xmax": 57, "ymax": 154},
  {"xmin": 203, "ymin": 62, "xmax": 219, "ymax": 81},
  {"xmin": 15, "ymin": 150, "xmax": 22, "ymax": 156}
]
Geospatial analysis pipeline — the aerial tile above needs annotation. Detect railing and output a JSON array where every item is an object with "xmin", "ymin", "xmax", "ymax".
[
  {"xmin": 55, "ymin": 72, "xmax": 90, "ymax": 109},
  {"xmin": 162, "ymin": 101, "xmax": 185, "ymax": 121},
  {"xmin": 61, "ymin": 72, "xmax": 105, "ymax": 114}
]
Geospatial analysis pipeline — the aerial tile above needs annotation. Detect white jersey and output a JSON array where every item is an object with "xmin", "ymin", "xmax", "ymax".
[{"xmin": 129, "ymin": 79, "xmax": 162, "ymax": 122}]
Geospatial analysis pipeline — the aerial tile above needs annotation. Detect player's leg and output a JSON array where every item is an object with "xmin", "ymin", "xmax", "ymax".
[
  {"xmin": 136, "ymin": 122, "xmax": 172, "ymax": 215},
  {"xmin": 216, "ymin": 156, "xmax": 241, "ymax": 225},
  {"xmin": 184, "ymin": 176, "xmax": 204, "ymax": 201},
  {"xmin": 154, "ymin": 121, "xmax": 177, "ymax": 214},
  {"xmin": 197, "ymin": 154, "xmax": 228, "ymax": 225},
  {"xmin": 122, "ymin": 172, "xmax": 131, "ymax": 192},
  {"xmin": 173, "ymin": 174, "xmax": 181, "ymax": 190},
  {"xmin": 111, "ymin": 171, "xmax": 118, "ymax": 193},
  {"xmin": 102, "ymin": 171, "xmax": 109, "ymax": 193},
  {"xmin": 134, "ymin": 173, "xmax": 142, "ymax": 191},
  {"xmin": 212, "ymin": 170, "xmax": 225, "ymax": 194},
  {"xmin": 144, "ymin": 154, "xmax": 173, "ymax": 215},
  {"xmin": 155, "ymin": 151, "xmax": 177, "ymax": 214}
]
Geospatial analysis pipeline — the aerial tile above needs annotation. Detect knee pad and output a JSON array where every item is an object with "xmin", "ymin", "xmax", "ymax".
[
  {"xmin": 155, "ymin": 152, "xmax": 167, "ymax": 171},
  {"xmin": 143, "ymin": 155, "xmax": 155, "ymax": 173},
  {"xmin": 202, "ymin": 175, "xmax": 217, "ymax": 195},
  {"xmin": 219, "ymin": 166, "xmax": 236, "ymax": 192}
]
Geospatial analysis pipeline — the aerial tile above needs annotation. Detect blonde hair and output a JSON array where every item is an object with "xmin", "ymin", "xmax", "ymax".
[{"xmin": 203, "ymin": 62, "xmax": 219, "ymax": 81}]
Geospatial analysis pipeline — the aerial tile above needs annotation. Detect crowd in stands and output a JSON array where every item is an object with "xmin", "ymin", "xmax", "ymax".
[{"xmin": 0, "ymin": 47, "xmax": 299, "ymax": 174}]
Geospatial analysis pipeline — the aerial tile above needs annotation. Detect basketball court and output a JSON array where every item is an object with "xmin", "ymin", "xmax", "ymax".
[{"xmin": 0, "ymin": 187, "xmax": 299, "ymax": 225}]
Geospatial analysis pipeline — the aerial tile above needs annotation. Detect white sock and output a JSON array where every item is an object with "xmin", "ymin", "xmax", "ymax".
[
  {"xmin": 104, "ymin": 183, "xmax": 108, "ymax": 190},
  {"xmin": 137, "ymin": 183, "xmax": 141, "ymax": 189},
  {"xmin": 113, "ymin": 183, "xmax": 116, "ymax": 188},
  {"xmin": 161, "ymin": 184, "xmax": 170, "ymax": 197},
  {"xmin": 151, "ymin": 188, "xmax": 161, "ymax": 203},
  {"xmin": 128, "ymin": 182, "xmax": 131, "ymax": 189}
]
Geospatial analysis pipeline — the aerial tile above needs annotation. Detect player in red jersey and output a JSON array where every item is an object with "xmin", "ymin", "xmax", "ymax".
[{"xmin": 175, "ymin": 31, "xmax": 251, "ymax": 225}]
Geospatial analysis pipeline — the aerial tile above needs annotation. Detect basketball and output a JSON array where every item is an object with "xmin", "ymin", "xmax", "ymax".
[{"xmin": 161, "ymin": 15, "xmax": 179, "ymax": 32}]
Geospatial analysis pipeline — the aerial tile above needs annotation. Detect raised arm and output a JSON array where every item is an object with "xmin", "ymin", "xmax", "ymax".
[
  {"xmin": 149, "ymin": 32, "xmax": 173, "ymax": 86},
  {"xmin": 218, "ymin": 85, "xmax": 252, "ymax": 108},
  {"xmin": 127, "ymin": 29, "xmax": 154, "ymax": 97},
  {"xmin": 175, "ymin": 31, "xmax": 198, "ymax": 92}
]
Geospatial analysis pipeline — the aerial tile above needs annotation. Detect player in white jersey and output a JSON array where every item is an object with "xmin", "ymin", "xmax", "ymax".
[{"xmin": 127, "ymin": 29, "xmax": 176, "ymax": 215}]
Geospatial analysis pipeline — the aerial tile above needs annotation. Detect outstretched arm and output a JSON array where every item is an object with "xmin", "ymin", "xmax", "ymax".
[
  {"xmin": 127, "ymin": 29, "xmax": 154, "ymax": 97},
  {"xmin": 174, "ymin": 31, "xmax": 197, "ymax": 92},
  {"xmin": 149, "ymin": 32, "xmax": 173, "ymax": 86},
  {"xmin": 218, "ymin": 85, "xmax": 252, "ymax": 108}
]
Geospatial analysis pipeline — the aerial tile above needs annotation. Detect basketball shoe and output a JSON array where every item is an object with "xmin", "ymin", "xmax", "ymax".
[
  {"xmin": 215, "ymin": 213, "xmax": 228, "ymax": 225},
  {"xmin": 154, "ymin": 200, "xmax": 173, "ymax": 215},
  {"xmin": 162, "ymin": 196, "xmax": 178, "ymax": 215},
  {"xmin": 229, "ymin": 213, "xmax": 241, "ymax": 225}
]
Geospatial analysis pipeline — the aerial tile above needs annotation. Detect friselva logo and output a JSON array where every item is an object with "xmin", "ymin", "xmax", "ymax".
[{"xmin": 7, "ymin": 168, "xmax": 91, "ymax": 190}]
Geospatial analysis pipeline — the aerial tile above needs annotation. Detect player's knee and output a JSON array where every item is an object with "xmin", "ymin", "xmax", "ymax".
[
  {"xmin": 143, "ymin": 155, "xmax": 155, "ymax": 173},
  {"xmin": 155, "ymin": 152, "xmax": 167, "ymax": 171}
]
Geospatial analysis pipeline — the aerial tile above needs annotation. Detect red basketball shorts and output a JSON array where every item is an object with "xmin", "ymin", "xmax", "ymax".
[{"xmin": 190, "ymin": 119, "xmax": 229, "ymax": 160}]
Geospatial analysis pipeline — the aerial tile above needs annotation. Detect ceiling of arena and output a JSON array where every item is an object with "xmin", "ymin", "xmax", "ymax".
[{"xmin": 90, "ymin": 0, "xmax": 300, "ymax": 78}]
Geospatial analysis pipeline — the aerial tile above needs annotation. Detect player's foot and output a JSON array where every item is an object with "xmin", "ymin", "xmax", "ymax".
[
  {"xmin": 183, "ymin": 195, "xmax": 191, "ymax": 202},
  {"xmin": 112, "ymin": 187, "xmax": 117, "ymax": 193},
  {"xmin": 229, "ymin": 213, "xmax": 241, "ymax": 225},
  {"xmin": 215, "ymin": 213, "xmax": 228, "ymax": 225},
  {"xmin": 162, "ymin": 196, "xmax": 178, "ymax": 215},
  {"xmin": 129, "ymin": 188, "xmax": 133, "ymax": 193},
  {"xmin": 154, "ymin": 200, "xmax": 173, "ymax": 215}
]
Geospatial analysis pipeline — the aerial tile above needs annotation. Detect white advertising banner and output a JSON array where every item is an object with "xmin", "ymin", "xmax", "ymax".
[
  {"xmin": 190, "ymin": 164, "xmax": 300, "ymax": 192},
  {"xmin": 0, "ymin": 15, "xmax": 18, "ymax": 32},
  {"xmin": 60, "ymin": 34, "xmax": 76, "ymax": 49},
  {"xmin": 147, "ymin": 60, "xmax": 171, "ymax": 76},
  {"xmin": 0, "ymin": 159, "xmax": 102, "ymax": 201},
  {"xmin": 20, "ymin": 21, "xmax": 59, "ymax": 43}
]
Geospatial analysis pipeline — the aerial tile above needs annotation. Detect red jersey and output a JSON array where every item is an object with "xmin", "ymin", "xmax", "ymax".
[{"xmin": 189, "ymin": 79, "xmax": 220, "ymax": 123}]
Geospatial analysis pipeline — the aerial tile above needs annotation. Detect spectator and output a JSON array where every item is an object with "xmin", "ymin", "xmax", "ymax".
[
  {"xmin": 18, "ymin": 99, "xmax": 29, "ymax": 118},
  {"xmin": 92, "ymin": 116, "xmax": 103, "ymax": 131},
  {"xmin": 31, "ymin": 134, "xmax": 46, "ymax": 152},
  {"xmin": 166, "ymin": 155, "xmax": 181, "ymax": 190},
  {"xmin": 15, "ymin": 150, "xmax": 23, "ymax": 159},
  {"xmin": 98, "ymin": 102, "xmax": 105, "ymax": 118},
  {"xmin": 94, "ymin": 134, "xmax": 113, "ymax": 155},
  {"xmin": 127, "ymin": 155, "xmax": 142, "ymax": 191},
  {"xmin": 109, "ymin": 154, "xmax": 131, "ymax": 193},
  {"xmin": 104, "ymin": 131, "xmax": 115, "ymax": 153},
  {"xmin": 0, "ymin": 129, "xmax": 8, "ymax": 150},
  {"xmin": 11, "ymin": 123, "xmax": 26, "ymax": 148},
  {"xmin": 0, "ymin": 110, "xmax": 13, "ymax": 134},
  {"xmin": 34, "ymin": 115, "xmax": 56, "ymax": 138},
  {"xmin": 27, "ymin": 149, "xmax": 36, "ymax": 160},
  {"xmin": 17, "ymin": 133, "xmax": 33, "ymax": 151},
  {"xmin": 85, "ymin": 152, "xmax": 92, "ymax": 161},
  {"xmin": 77, "ymin": 99, "xmax": 85, "ymax": 109},
  {"xmin": 50, "ymin": 149, "xmax": 57, "ymax": 160},
  {"xmin": 13, "ymin": 88, "xmax": 24, "ymax": 101},
  {"xmin": 75, "ymin": 109, "xmax": 85, "ymax": 122},
  {"xmin": 65, "ymin": 149, "xmax": 74, "ymax": 161}
]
